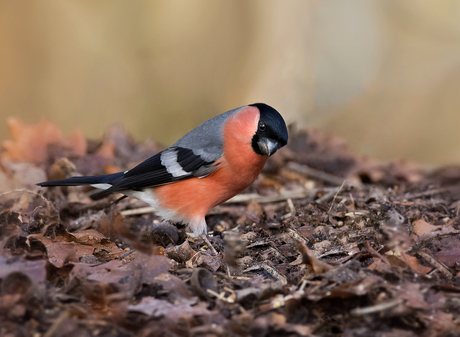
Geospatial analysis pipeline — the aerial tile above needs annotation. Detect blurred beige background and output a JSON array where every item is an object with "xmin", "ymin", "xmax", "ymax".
[{"xmin": 1, "ymin": 0, "xmax": 460, "ymax": 165}]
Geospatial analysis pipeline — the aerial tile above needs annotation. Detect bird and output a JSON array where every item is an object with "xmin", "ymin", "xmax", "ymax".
[{"xmin": 38, "ymin": 103, "xmax": 288, "ymax": 254}]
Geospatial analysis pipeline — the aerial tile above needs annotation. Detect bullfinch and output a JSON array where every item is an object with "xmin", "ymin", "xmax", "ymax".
[{"xmin": 38, "ymin": 103, "xmax": 288, "ymax": 253}]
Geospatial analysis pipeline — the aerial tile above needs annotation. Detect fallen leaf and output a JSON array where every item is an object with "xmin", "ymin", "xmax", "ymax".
[
  {"xmin": 167, "ymin": 240, "xmax": 197, "ymax": 263},
  {"xmin": 29, "ymin": 232, "xmax": 124, "ymax": 267},
  {"xmin": 3, "ymin": 162, "xmax": 47, "ymax": 191},
  {"xmin": 412, "ymin": 219, "xmax": 438, "ymax": 238},
  {"xmin": 47, "ymin": 157, "xmax": 77, "ymax": 181},
  {"xmin": 154, "ymin": 273, "xmax": 193, "ymax": 300},
  {"xmin": 190, "ymin": 268, "xmax": 217, "ymax": 299},
  {"xmin": 72, "ymin": 229, "xmax": 109, "ymax": 246},
  {"xmin": 2, "ymin": 118, "xmax": 86, "ymax": 164},
  {"xmin": 96, "ymin": 141, "xmax": 115, "ymax": 160},
  {"xmin": 185, "ymin": 252, "xmax": 221, "ymax": 271},
  {"xmin": 397, "ymin": 283, "xmax": 429, "ymax": 310},
  {"xmin": 0, "ymin": 256, "xmax": 47, "ymax": 284},
  {"xmin": 298, "ymin": 242, "xmax": 333, "ymax": 274},
  {"xmin": 434, "ymin": 249, "xmax": 460, "ymax": 268},
  {"xmin": 71, "ymin": 259, "xmax": 141, "ymax": 296},
  {"xmin": 136, "ymin": 254, "xmax": 172, "ymax": 284},
  {"xmin": 399, "ymin": 252, "xmax": 432, "ymax": 274}
]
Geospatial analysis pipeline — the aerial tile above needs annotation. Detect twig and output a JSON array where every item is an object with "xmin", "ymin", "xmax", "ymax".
[
  {"xmin": 231, "ymin": 276, "xmax": 252, "ymax": 280},
  {"xmin": 405, "ymin": 187, "xmax": 458, "ymax": 200},
  {"xmin": 203, "ymin": 235, "xmax": 218, "ymax": 256},
  {"xmin": 120, "ymin": 206, "xmax": 155, "ymax": 216},
  {"xmin": 316, "ymin": 189, "xmax": 338, "ymax": 204},
  {"xmin": 44, "ymin": 310, "xmax": 70, "ymax": 337},
  {"xmin": 119, "ymin": 249, "xmax": 136, "ymax": 259},
  {"xmin": 226, "ymin": 189, "xmax": 311, "ymax": 204},
  {"xmin": 287, "ymin": 162, "xmax": 347, "ymax": 186},
  {"xmin": 351, "ymin": 299, "xmax": 403, "ymax": 316},
  {"xmin": 298, "ymin": 279, "xmax": 307, "ymax": 292},
  {"xmin": 206, "ymin": 288, "xmax": 246, "ymax": 315},
  {"xmin": 223, "ymin": 286, "xmax": 236, "ymax": 298},
  {"xmin": 287, "ymin": 198, "xmax": 296, "ymax": 213},
  {"xmin": 328, "ymin": 180, "xmax": 346, "ymax": 214},
  {"xmin": 207, "ymin": 289, "xmax": 233, "ymax": 303},
  {"xmin": 417, "ymin": 250, "xmax": 454, "ymax": 280}
]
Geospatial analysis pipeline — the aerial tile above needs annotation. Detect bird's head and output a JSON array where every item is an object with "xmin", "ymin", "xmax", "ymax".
[{"xmin": 250, "ymin": 103, "xmax": 288, "ymax": 157}]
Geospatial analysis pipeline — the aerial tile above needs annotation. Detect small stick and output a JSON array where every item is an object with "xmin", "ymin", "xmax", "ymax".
[
  {"xmin": 287, "ymin": 162, "xmax": 346, "ymax": 186},
  {"xmin": 44, "ymin": 310, "xmax": 70, "ymax": 337},
  {"xmin": 417, "ymin": 250, "xmax": 453, "ymax": 280},
  {"xmin": 328, "ymin": 180, "xmax": 346, "ymax": 214},
  {"xmin": 226, "ymin": 189, "xmax": 311, "ymax": 204},
  {"xmin": 316, "ymin": 189, "xmax": 338, "ymax": 204},
  {"xmin": 120, "ymin": 206, "xmax": 155, "ymax": 216},
  {"xmin": 351, "ymin": 299, "xmax": 403, "ymax": 316},
  {"xmin": 405, "ymin": 187, "xmax": 457, "ymax": 200},
  {"xmin": 120, "ymin": 249, "xmax": 136, "ymax": 259},
  {"xmin": 203, "ymin": 235, "xmax": 218, "ymax": 256}
]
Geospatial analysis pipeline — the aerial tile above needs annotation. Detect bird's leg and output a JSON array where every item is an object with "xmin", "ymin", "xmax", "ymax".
[{"xmin": 187, "ymin": 218, "xmax": 218, "ymax": 256}]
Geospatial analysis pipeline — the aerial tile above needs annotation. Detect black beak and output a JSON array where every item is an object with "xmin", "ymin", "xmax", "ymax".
[{"xmin": 257, "ymin": 138, "xmax": 280, "ymax": 156}]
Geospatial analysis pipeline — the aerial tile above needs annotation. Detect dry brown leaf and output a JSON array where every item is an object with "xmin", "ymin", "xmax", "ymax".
[
  {"xmin": 96, "ymin": 141, "xmax": 115, "ymax": 160},
  {"xmin": 2, "ymin": 118, "xmax": 87, "ymax": 164},
  {"xmin": 0, "ymin": 256, "xmax": 47, "ymax": 284},
  {"xmin": 67, "ymin": 129, "xmax": 87, "ymax": 157},
  {"xmin": 47, "ymin": 157, "xmax": 77, "ymax": 181},
  {"xmin": 185, "ymin": 251, "xmax": 221, "ymax": 271},
  {"xmin": 434, "ymin": 249, "xmax": 460, "ymax": 268},
  {"xmin": 29, "ymin": 233, "xmax": 124, "ymax": 267},
  {"xmin": 248, "ymin": 199, "xmax": 263, "ymax": 214},
  {"xmin": 166, "ymin": 240, "xmax": 196, "ymax": 263},
  {"xmin": 411, "ymin": 219, "xmax": 438, "ymax": 238},
  {"xmin": 398, "ymin": 283, "xmax": 430, "ymax": 310},
  {"xmin": 136, "ymin": 254, "xmax": 172, "ymax": 284},
  {"xmin": 399, "ymin": 253, "xmax": 432, "ymax": 274},
  {"xmin": 154, "ymin": 273, "xmax": 193, "ymax": 299},
  {"xmin": 298, "ymin": 242, "xmax": 333, "ymax": 274},
  {"xmin": 104, "ymin": 164, "xmax": 122, "ymax": 174},
  {"xmin": 71, "ymin": 259, "xmax": 141, "ymax": 296},
  {"xmin": 72, "ymin": 229, "xmax": 109, "ymax": 246}
]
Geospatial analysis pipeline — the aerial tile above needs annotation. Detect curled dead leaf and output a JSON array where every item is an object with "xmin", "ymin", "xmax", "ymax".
[{"xmin": 190, "ymin": 268, "xmax": 217, "ymax": 299}]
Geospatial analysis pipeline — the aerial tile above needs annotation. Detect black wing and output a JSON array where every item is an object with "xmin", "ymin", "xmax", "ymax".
[{"xmin": 92, "ymin": 146, "xmax": 219, "ymax": 199}]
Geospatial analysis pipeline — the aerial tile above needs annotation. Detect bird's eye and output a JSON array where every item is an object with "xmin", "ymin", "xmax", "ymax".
[{"xmin": 259, "ymin": 122, "xmax": 266, "ymax": 131}]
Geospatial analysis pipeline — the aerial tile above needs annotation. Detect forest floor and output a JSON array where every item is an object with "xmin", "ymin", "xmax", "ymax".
[{"xmin": 0, "ymin": 118, "xmax": 460, "ymax": 337}]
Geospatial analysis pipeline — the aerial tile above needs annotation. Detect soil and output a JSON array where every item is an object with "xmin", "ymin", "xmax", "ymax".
[{"xmin": 0, "ymin": 121, "xmax": 459, "ymax": 337}]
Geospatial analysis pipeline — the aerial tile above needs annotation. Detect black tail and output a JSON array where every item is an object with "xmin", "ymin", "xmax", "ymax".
[{"xmin": 37, "ymin": 172, "xmax": 124, "ymax": 187}]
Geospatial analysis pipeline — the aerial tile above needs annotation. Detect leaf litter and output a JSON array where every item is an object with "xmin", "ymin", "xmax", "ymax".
[{"xmin": 0, "ymin": 119, "xmax": 460, "ymax": 336}]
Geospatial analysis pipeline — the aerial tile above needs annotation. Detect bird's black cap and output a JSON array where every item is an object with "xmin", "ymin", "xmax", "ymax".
[{"xmin": 250, "ymin": 103, "xmax": 288, "ymax": 156}]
